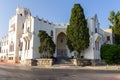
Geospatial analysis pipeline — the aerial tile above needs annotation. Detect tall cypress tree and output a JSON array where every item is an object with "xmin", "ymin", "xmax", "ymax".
[{"xmin": 66, "ymin": 4, "xmax": 89, "ymax": 57}]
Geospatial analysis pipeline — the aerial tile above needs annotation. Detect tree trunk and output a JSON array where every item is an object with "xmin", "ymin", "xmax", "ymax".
[{"xmin": 77, "ymin": 50, "xmax": 81, "ymax": 58}]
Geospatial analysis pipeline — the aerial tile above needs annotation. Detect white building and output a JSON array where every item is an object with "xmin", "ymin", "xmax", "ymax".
[
  {"xmin": 0, "ymin": 7, "xmax": 113, "ymax": 64},
  {"xmin": 0, "ymin": 35, "xmax": 8, "ymax": 61}
]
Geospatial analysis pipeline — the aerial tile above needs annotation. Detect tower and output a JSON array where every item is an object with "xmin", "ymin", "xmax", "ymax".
[{"xmin": 8, "ymin": 7, "xmax": 31, "ymax": 63}]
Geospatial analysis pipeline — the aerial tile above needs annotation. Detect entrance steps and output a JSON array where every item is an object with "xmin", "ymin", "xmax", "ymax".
[{"xmin": 54, "ymin": 57, "xmax": 75, "ymax": 67}]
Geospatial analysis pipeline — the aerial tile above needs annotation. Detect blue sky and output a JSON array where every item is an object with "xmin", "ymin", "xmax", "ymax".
[{"xmin": 0, "ymin": 0, "xmax": 120, "ymax": 40}]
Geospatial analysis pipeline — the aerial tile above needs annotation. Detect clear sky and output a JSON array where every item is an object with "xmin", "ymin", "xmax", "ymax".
[{"xmin": 0, "ymin": 0, "xmax": 120, "ymax": 40}]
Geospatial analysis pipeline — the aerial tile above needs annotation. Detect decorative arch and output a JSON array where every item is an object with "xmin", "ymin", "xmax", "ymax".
[
  {"xmin": 50, "ymin": 30, "xmax": 53, "ymax": 37},
  {"xmin": 57, "ymin": 32, "xmax": 67, "ymax": 58}
]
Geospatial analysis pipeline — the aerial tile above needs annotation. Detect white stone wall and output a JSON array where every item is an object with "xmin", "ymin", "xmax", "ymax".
[
  {"xmin": 83, "ymin": 14, "xmax": 101, "ymax": 60},
  {"xmin": 32, "ymin": 17, "xmax": 55, "ymax": 59},
  {"xmin": 103, "ymin": 28, "xmax": 113, "ymax": 44},
  {"xmin": 21, "ymin": 16, "xmax": 34, "ymax": 60}
]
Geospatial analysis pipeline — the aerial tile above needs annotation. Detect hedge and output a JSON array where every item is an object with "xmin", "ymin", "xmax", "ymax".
[{"xmin": 100, "ymin": 44, "xmax": 120, "ymax": 64}]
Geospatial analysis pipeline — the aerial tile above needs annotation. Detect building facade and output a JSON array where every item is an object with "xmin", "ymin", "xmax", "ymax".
[
  {"xmin": 0, "ymin": 35, "xmax": 8, "ymax": 61},
  {"xmin": 0, "ymin": 7, "xmax": 113, "ymax": 63}
]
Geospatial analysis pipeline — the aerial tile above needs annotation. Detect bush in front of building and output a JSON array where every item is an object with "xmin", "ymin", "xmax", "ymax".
[
  {"xmin": 38, "ymin": 30, "xmax": 56, "ymax": 58},
  {"xmin": 100, "ymin": 44, "xmax": 120, "ymax": 64}
]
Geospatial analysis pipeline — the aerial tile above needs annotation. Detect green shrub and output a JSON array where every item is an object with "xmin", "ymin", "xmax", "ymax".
[{"xmin": 100, "ymin": 44, "xmax": 120, "ymax": 64}]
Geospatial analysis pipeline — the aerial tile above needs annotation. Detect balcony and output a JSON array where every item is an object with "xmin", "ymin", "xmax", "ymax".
[
  {"xmin": 94, "ymin": 33, "xmax": 102, "ymax": 42},
  {"xmin": 22, "ymin": 32, "xmax": 32, "ymax": 41}
]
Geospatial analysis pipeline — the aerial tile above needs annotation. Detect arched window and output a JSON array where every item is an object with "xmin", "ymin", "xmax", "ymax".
[
  {"xmin": 28, "ymin": 40, "xmax": 30, "ymax": 50},
  {"xmin": 20, "ymin": 14, "xmax": 22, "ymax": 16},
  {"xmin": 95, "ymin": 28, "xmax": 97, "ymax": 33},
  {"xmin": 9, "ymin": 41, "xmax": 14, "ymax": 52},
  {"xmin": 50, "ymin": 30, "xmax": 53, "ymax": 37},
  {"xmin": 22, "ymin": 24, "xmax": 24, "ymax": 33},
  {"xmin": 22, "ymin": 24, "xmax": 24, "ymax": 29},
  {"xmin": 20, "ymin": 42, "xmax": 23, "ymax": 51},
  {"xmin": 27, "ymin": 27, "xmax": 30, "ymax": 32}
]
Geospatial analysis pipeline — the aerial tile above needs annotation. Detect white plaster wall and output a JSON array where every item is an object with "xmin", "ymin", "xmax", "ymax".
[
  {"xmin": 0, "ymin": 53, "xmax": 7, "ymax": 60},
  {"xmin": 8, "ymin": 15, "xmax": 17, "ymax": 57},
  {"xmin": 32, "ymin": 17, "xmax": 55, "ymax": 59},
  {"xmin": 85, "ymin": 15, "xmax": 101, "ymax": 60},
  {"xmin": 21, "ymin": 16, "xmax": 34, "ymax": 60},
  {"xmin": 104, "ymin": 28, "xmax": 113, "ymax": 44},
  {"xmin": 94, "ymin": 50, "xmax": 100, "ymax": 59},
  {"xmin": 83, "ymin": 45, "xmax": 94, "ymax": 59},
  {"xmin": 87, "ymin": 17, "xmax": 95, "ymax": 34},
  {"xmin": 1, "ymin": 35, "xmax": 8, "ymax": 54},
  {"xmin": 15, "ymin": 15, "xmax": 25, "ymax": 60},
  {"xmin": 8, "ymin": 7, "xmax": 28, "ymax": 61},
  {"xmin": 84, "ymin": 17, "xmax": 94, "ymax": 59}
]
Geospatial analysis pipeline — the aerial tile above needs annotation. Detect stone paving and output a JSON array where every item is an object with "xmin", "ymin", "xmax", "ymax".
[{"xmin": 0, "ymin": 63, "xmax": 120, "ymax": 80}]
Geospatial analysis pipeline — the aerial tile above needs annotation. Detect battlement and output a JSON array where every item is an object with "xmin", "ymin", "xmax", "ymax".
[
  {"xmin": 35, "ymin": 16, "xmax": 55, "ymax": 26},
  {"xmin": 35, "ymin": 16, "xmax": 68, "ymax": 27},
  {"xmin": 16, "ymin": 7, "xmax": 31, "ymax": 17}
]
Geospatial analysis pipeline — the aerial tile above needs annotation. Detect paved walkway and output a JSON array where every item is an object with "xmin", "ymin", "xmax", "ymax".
[{"xmin": 0, "ymin": 63, "xmax": 120, "ymax": 80}]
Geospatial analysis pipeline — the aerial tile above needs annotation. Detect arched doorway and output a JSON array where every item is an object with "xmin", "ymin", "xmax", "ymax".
[{"xmin": 57, "ymin": 32, "xmax": 67, "ymax": 58}]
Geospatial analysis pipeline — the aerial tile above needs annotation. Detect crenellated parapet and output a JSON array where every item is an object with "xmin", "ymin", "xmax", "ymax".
[{"xmin": 34, "ymin": 16, "xmax": 56, "ymax": 26}]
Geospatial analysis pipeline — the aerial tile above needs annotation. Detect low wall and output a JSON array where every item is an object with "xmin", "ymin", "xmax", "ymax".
[
  {"xmin": 24, "ymin": 59, "xmax": 37, "ymax": 66},
  {"xmin": 71, "ymin": 59, "xmax": 91, "ymax": 66},
  {"xmin": 91, "ymin": 59, "xmax": 106, "ymax": 66},
  {"xmin": 37, "ymin": 59, "xmax": 53, "ymax": 67}
]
